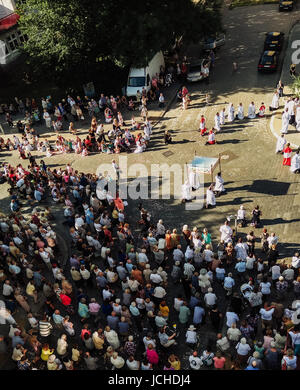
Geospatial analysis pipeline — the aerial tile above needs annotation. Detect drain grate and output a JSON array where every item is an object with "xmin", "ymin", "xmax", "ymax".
[{"xmin": 162, "ymin": 150, "xmax": 174, "ymax": 157}]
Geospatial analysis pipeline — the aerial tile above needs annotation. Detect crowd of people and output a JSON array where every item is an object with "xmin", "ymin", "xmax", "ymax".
[{"xmin": 0, "ymin": 153, "xmax": 298, "ymax": 371}]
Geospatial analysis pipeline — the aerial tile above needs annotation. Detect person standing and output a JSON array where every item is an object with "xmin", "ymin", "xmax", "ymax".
[
  {"xmin": 214, "ymin": 172, "xmax": 226, "ymax": 196},
  {"xmin": 276, "ymin": 134, "xmax": 286, "ymax": 154},
  {"xmin": 290, "ymin": 151, "xmax": 300, "ymax": 173},
  {"xmin": 237, "ymin": 103, "xmax": 244, "ymax": 120},
  {"xmin": 281, "ymin": 108, "xmax": 290, "ymax": 134},
  {"xmin": 214, "ymin": 112, "xmax": 221, "ymax": 132},
  {"xmin": 227, "ymin": 103, "xmax": 235, "ymax": 122},
  {"xmin": 283, "ymin": 143, "xmax": 292, "ymax": 166},
  {"xmin": 248, "ymin": 102, "xmax": 256, "ymax": 119},
  {"xmin": 199, "ymin": 115, "xmax": 207, "ymax": 136},
  {"xmin": 270, "ymin": 91, "xmax": 279, "ymax": 111}
]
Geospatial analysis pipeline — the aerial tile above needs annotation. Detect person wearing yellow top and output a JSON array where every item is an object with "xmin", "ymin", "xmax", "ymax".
[
  {"xmin": 26, "ymin": 281, "xmax": 38, "ymax": 303},
  {"xmin": 159, "ymin": 301, "xmax": 170, "ymax": 319},
  {"xmin": 41, "ymin": 344, "xmax": 54, "ymax": 361},
  {"xmin": 168, "ymin": 354, "xmax": 181, "ymax": 370}
]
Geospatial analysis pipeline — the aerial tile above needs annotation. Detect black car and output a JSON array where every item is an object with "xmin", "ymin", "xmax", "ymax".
[
  {"xmin": 279, "ymin": 0, "xmax": 293, "ymax": 11},
  {"xmin": 258, "ymin": 51, "xmax": 278, "ymax": 72},
  {"xmin": 264, "ymin": 32, "xmax": 284, "ymax": 51}
]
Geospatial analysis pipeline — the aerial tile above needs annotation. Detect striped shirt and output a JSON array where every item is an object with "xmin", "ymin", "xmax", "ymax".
[{"xmin": 39, "ymin": 320, "xmax": 53, "ymax": 337}]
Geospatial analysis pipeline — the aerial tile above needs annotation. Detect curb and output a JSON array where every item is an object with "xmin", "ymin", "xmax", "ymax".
[
  {"xmin": 151, "ymin": 84, "xmax": 180, "ymax": 130},
  {"xmin": 269, "ymin": 112, "xmax": 300, "ymax": 148}
]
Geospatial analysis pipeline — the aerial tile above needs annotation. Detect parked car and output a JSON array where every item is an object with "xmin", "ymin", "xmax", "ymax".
[
  {"xmin": 279, "ymin": 0, "xmax": 294, "ymax": 11},
  {"xmin": 264, "ymin": 32, "xmax": 284, "ymax": 51},
  {"xmin": 186, "ymin": 59, "xmax": 211, "ymax": 82},
  {"xmin": 200, "ymin": 33, "xmax": 226, "ymax": 52},
  {"xmin": 258, "ymin": 51, "xmax": 278, "ymax": 72}
]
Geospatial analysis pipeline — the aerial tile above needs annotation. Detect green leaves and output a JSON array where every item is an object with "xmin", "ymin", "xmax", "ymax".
[{"xmin": 17, "ymin": 0, "xmax": 223, "ymax": 82}]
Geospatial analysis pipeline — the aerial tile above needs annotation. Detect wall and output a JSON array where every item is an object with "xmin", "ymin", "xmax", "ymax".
[{"xmin": 0, "ymin": 0, "xmax": 16, "ymax": 19}]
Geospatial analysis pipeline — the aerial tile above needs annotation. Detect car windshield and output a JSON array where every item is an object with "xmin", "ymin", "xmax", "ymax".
[
  {"xmin": 261, "ymin": 55, "xmax": 274, "ymax": 64},
  {"xmin": 266, "ymin": 36, "xmax": 279, "ymax": 43},
  {"xmin": 128, "ymin": 77, "xmax": 145, "ymax": 87},
  {"xmin": 189, "ymin": 65, "xmax": 202, "ymax": 72}
]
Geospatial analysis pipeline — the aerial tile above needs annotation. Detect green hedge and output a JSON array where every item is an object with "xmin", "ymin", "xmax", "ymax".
[{"xmin": 229, "ymin": 0, "xmax": 279, "ymax": 9}]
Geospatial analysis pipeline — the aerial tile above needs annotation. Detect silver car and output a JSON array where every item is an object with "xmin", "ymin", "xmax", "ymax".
[{"xmin": 186, "ymin": 59, "xmax": 211, "ymax": 82}]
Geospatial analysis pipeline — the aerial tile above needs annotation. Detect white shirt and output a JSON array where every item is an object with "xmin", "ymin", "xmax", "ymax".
[
  {"xmin": 219, "ymin": 224, "xmax": 232, "ymax": 243},
  {"xmin": 259, "ymin": 308, "xmax": 274, "ymax": 320},
  {"xmin": 189, "ymin": 355, "xmax": 202, "ymax": 370},
  {"xmin": 186, "ymin": 330, "xmax": 197, "ymax": 344},
  {"xmin": 204, "ymin": 292, "xmax": 217, "ymax": 306}
]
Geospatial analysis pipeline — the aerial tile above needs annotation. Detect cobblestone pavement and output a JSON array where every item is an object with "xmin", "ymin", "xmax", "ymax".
[{"xmin": 1, "ymin": 3, "xmax": 300, "ymax": 369}]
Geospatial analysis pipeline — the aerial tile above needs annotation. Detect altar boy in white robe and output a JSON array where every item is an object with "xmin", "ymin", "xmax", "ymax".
[{"xmin": 247, "ymin": 102, "xmax": 256, "ymax": 119}]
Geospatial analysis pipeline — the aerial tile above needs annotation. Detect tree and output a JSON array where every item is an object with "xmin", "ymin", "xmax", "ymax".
[
  {"xmin": 17, "ymin": 0, "xmax": 223, "ymax": 81},
  {"xmin": 292, "ymin": 75, "xmax": 300, "ymax": 98}
]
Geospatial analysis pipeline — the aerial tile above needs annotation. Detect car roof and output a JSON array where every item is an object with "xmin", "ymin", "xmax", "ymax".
[{"xmin": 266, "ymin": 32, "xmax": 283, "ymax": 37}]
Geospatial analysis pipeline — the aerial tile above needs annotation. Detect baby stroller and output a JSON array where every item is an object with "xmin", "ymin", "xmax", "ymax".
[{"xmin": 164, "ymin": 73, "xmax": 173, "ymax": 87}]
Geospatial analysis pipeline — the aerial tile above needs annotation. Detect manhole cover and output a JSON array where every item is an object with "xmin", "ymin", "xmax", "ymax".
[{"xmin": 162, "ymin": 150, "xmax": 174, "ymax": 157}]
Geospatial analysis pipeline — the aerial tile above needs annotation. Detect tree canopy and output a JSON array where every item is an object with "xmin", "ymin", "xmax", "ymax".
[{"xmin": 17, "ymin": 0, "xmax": 223, "ymax": 83}]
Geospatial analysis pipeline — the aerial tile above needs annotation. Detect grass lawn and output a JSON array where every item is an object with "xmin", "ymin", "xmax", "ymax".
[{"xmin": 229, "ymin": 0, "xmax": 279, "ymax": 8}]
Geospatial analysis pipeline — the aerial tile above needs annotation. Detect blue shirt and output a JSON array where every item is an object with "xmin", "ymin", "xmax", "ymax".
[
  {"xmin": 193, "ymin": 306, "xmax": 205, "ymax": 324},
  {"xmin": 85, "ymin": 210, "xmax": 94, "ymax": 224},
  {"xmin": 245, "ymin": 366, "xmax": 259, "ymax": 370},
  {"xmin": 34, "ymin": 190, "xmax": 42, "ymax": 201},
  {"xmin": 12, "ymin": 336, "xmax": 24, "ymax": 348},
  {"xmin": 52, "ymin": 313, "xmax": 64, "ymax": 324},
  {"xmin": 235, "ymin": 261, "xmax": 246, "ymax": 273},
  {"xmin": 224, "ymin": 277, "xmax": 235, "ymax": 288}
]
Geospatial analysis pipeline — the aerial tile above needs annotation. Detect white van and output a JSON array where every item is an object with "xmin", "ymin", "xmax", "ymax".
[{"xmin": 126, "ymin": 51, "xmax": 165, "ymax": 97}]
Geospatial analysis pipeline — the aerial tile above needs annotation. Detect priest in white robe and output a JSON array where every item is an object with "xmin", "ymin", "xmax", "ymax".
[
  {"xmin": 214, "ymin": 172, "xmax": 225, "ymax": 196},
  {"xmin": 188, "ymin": 168, "xmax": 200, "ymax": 190},
  {"xmin": 237, "ymin": 103, "xmax": 244, "ymax": 120},
  {"xmin": 214, "ymin": 113, "xmax": 221, "ymax": 131},
  {"xmin": 227, "ymin": 103, "xmax": 235, "ymax": 122},
  {"xmin": 290, "ymin": 152, "xmax": 300, "ymax": 173},
  {"xmin": 206, "ymin": 184, "xmax": 216, "ymax": 208},
  {"xmin": 296, "ymin": 106, "xmax": 300, "ymax": 132},
  {"xmin": 275, "ymin": 134, "xmax": 286, "ymax": 154},
  {"xmin": 270, "ymin": 91, "xmax": 279, "ymax": 111},
  {"xmin": 247, "ymin": 102, "xmax": 256, "ymax": 119},
  {"xmin": 181, "ymin": 180, "xmax": 192, "ymax": 202},
  {"xmin": 220, "ymin": 109, "xmax": 225, "ymax": 125},
  {"xmin": 281, "ymin": 108, "xmax": 290, "ymax": 134}
]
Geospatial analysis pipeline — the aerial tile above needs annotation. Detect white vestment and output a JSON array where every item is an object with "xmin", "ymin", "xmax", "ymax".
[
  {"xmin": 248, "ymin": 104, "xmax": 256, "ymax": 119},
  {"xmin": 182, "ymin": 181, "xmax": 192, "ymax": 200},
  {"xmin": 290, "ymin": 154, "xmax": 300, "ymax": 173},
  {"xmin": 214, "ymin": 175, "xmax": 224, "ymax": 192},
  {"xmin": 214, "ymin": 115, "xmax": 221, "ymax": 131},
  {"xmin": 275, "ymin": 136, "xmax": 286, "ymax": 153},
  {"xmin": 296, "ymin": 106, "xmax": 300, "ymax": 131},
  {"xmin": 220, "ymin": 110, "xmax": 225, "ymax": 125},
  {"xmin": 189, "ymin": 170, "xmax": 200, "ymax": 190},
  {"xmin": 227, "ymin": 105, "xmax": 235, "ymax": 122},
  {"xmin": 206, "ymin": 189, "xmax": 216, "ymax": 206},
  {"xmin": 271, "ymin": 93, "xmax": 279, "ymax": 109},
  {"xmin": 281, "ymin": 111, "xmax": 290, "ymax": 134},
  {"xmin": 237, "ymin": 105, "xmax": 244, "ymax": 120}
]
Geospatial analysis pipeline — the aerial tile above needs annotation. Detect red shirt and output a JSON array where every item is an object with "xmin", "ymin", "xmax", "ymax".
[{"xmin": 60, "ymin": 293, "xmax": 71, "ymax": 306}]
